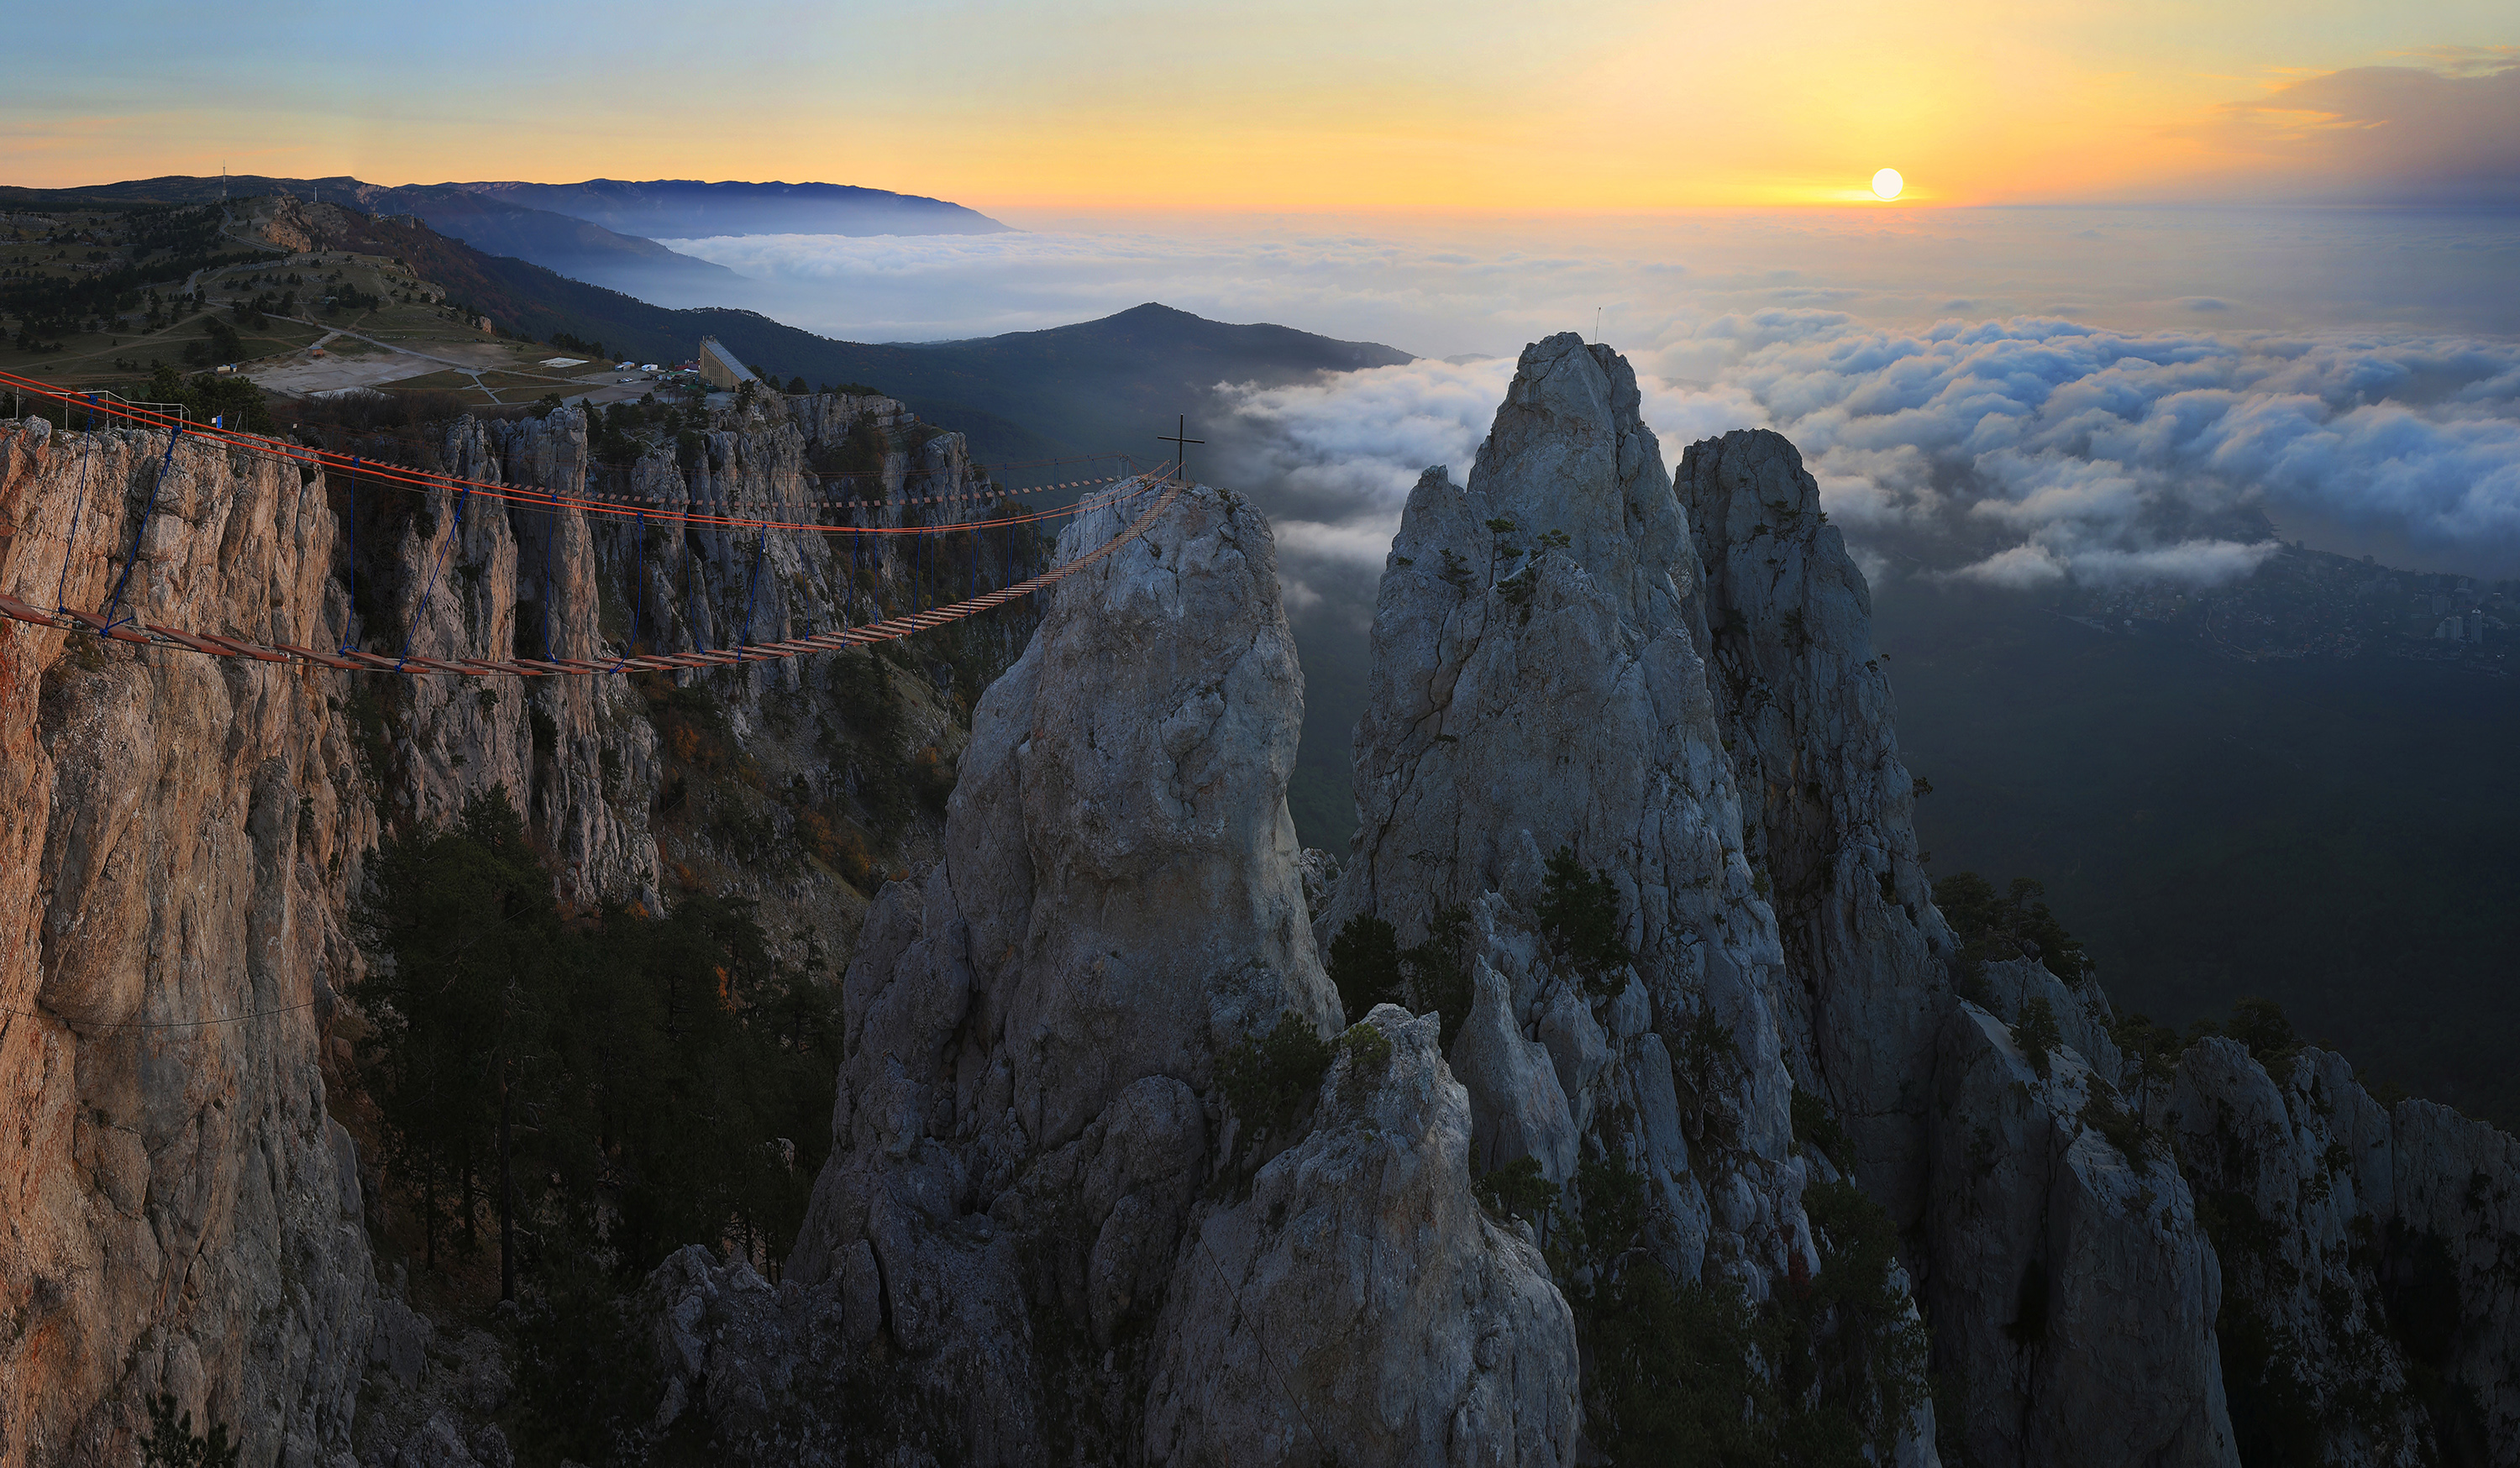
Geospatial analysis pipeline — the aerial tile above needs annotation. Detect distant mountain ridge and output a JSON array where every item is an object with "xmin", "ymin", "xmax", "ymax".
[
  {"xmin": 0, "ymin": 175, "xmax": 740, "ymax": 296},
  {"xmin": 110, "ymin": 197, "xmax": 1408, "ymax": 464},
  {"xmin": 451, "ymin": 179, "xmax": 1011, "ymax": 239},
  {"xmin": 0, "ymin": 174, "xmax": 1013, "ymax": 295},
  {"xmin": 1, "ymin": 181, "xmax": 1390, "ymax": 460}
]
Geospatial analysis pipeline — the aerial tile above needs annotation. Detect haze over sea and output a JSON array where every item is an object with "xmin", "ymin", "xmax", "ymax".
[{"xmin": 656, "ymin": 205, "xmax": 2520, "ymax": 627}]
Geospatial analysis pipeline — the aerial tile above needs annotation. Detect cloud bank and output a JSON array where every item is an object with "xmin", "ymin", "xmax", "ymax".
[
  {"xmin": 654, "ymin": 204, "xmax": 2520, "ymax": 358},
  {"xmin": 652, "ymin": 210, "xmax": 2520, "ymax": 613},
  {"xmin": 1226, "ymin": 313, "xmax": 2520, "ymax": 605}
]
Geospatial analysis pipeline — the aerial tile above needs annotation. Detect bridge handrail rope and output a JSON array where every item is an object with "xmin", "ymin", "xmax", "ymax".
[
  {"xmin": 3, "ymin": 365, "xmax": 1189, "ymax": 678},
  {"xmin": 0, "ymin": 996, "xmax": 326, "ymax": 1032},
  {"xmin": 0, "ymin": 470, "xmax": 1186, "ymax": 679}
]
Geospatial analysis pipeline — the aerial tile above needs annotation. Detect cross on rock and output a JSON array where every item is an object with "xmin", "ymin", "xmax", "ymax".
[{"xmin": 1157, "ymin": 415, "xmax": 1203, "ymax": 485}]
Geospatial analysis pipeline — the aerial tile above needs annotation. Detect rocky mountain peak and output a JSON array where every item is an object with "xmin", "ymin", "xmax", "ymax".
[
  {"xmin": 1457, "ymin": 332, "xmax": 1693, "ymax": 618},
  {"xmin": 10, "ymin": 330, "xmax": 2520, "ymax": 1466}
]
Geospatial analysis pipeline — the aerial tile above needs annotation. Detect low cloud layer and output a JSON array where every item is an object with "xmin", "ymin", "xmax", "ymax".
[
  {"xmin": 1225, "ymin": 313, "xmax": 2520, "ymax": 610},
  {"xmin": 655, "ymin": 204, "xmax": 2520, "ymax": 358},
  {"xmin": 651, "ymin": 211, "xmax": 2520, "ymax": 616}
]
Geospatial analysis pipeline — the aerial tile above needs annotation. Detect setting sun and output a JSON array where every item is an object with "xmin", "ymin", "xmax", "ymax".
[{"xmin": 1872, "ymin": 167, "xmax": 1904, "ymax": 200}]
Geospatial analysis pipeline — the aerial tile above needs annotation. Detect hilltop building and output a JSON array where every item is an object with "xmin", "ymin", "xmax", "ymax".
[{"xmin": 698, "ymin": 336, "xmax": 760, "ymax": 392}]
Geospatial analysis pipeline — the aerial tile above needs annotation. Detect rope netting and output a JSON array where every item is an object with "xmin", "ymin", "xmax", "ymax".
[{"xmin": 0, "ymin": 370, "xmax": 1189, "ymax": 678}]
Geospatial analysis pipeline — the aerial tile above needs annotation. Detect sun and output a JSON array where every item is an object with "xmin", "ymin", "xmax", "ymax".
[{"xmin": 1872, "ymin": 168, "xmax": 1904, "ymax": 201}]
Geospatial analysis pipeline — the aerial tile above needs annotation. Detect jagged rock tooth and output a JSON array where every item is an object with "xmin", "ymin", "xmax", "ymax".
[
  {"xmin": 1321, "ymin": 333, "xmax": 1804, "ymax": 1308},
  {"xmin": 756, "ymin": 485, "xmax": 1415, "ymax": 1462},
  {"xmin": 1145, "ymin": 1005, "xmax": 1581, "ymax": 1466},
  {"xmin": 1675, "ymin": 426, "xmax": 1953, "ymax": 1232},
  {"xmin": 1452, "ymin": 957, "xmax": 1580, "ymax": 1185}
]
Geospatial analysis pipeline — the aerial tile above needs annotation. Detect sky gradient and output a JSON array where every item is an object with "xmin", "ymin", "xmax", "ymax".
[
  {"xmin": 6, "ymin": 4, "xmax": 2514, "ymax": 590},
  {"xmin": 4, "ymin": 2, "xmax": 2515, "ymax": 209}
]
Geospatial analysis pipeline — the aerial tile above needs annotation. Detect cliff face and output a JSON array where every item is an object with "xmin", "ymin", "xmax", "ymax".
[
  {"xmin": 370, "ymin": 390, "xmax": 1010, "ymax": 936},
  {"xmin": 0, "ymin": 388, "xmax": 1015, "ymax": 1467},
  {"xmin": 0, "ymin": 418, "xmax": 373, "ymax": 1467},
  {"xmin": 1669, "ymin": 416, "xmax": 2520, "ymax": 1465},
  {"xmin": 1675, "ymin": 427, "xmax": 2234, "ymax": 1465},
  {"xmin": 2169, "ymin": 1040, "xmax": 2520, "ymax": 1462}
]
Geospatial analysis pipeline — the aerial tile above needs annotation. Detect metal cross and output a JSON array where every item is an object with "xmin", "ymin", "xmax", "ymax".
[{"xmin": 1157, "ymin": 415, "xmax": 1204, "ymax": 485}]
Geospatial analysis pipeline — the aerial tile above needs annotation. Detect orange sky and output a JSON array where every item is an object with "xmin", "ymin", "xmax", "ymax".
[{"xmin": 4, "ymin": 2, "xmax": 2514, "ymax": 208}]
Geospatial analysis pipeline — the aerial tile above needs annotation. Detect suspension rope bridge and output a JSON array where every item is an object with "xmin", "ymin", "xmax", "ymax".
[{"xmin": 0, "ymin": 368, "xmax": 1193, "ymax": 679}]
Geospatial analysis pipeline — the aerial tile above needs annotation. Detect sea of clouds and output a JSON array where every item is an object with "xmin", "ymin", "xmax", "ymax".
[
  {"xmin": 1226, "ymin": 315, "xmax": 2520, "ymax": 617},
  {"xmin": 659, "ymin": 208, "xmax": 2520, "ymax": 616}
]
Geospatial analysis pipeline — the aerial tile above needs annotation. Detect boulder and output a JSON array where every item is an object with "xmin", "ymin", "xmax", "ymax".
[{"xmin": 1450, "ymin": 959, "xmax": 1578, "ymax": 1185}]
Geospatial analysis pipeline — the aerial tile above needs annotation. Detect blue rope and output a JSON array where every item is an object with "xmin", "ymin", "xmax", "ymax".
[
  {"xmin": 100, "ymin": 422, "xmax": 185, "ymax": 632},
  {"xmin": 395, "ymin": 484, "xmax": 468, "ymax": 673},
  {"xmin": 338, "ymin": 457, "xmax": 360, "ymax": 654},
  {"xmin": 52, "ymin": 395, "xmax": 99, "ymax": 616},
  {"xmin": 609, "ymin": 510, "xmax": 645, "ymax": 674},
  {"xmin": 738, "ymin": 525, "xmax": 766, "ymax": 653},
  {"xmin": 541, "ymin": 509, "xmax": 554, "ymax": 661},
  {"xmin": 681, "ymin": 525, "xmax": 704, "ymax": 653}
]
